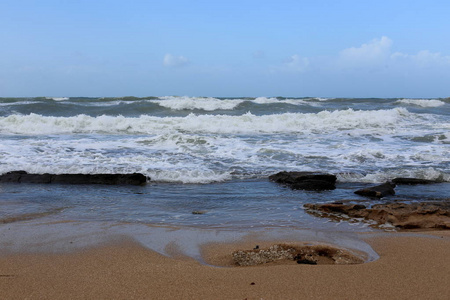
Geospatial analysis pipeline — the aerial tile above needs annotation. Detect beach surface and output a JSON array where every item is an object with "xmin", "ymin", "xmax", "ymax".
[{"xmin": 1, "ymin": 231, "xmax": 449, "ymax": 300}]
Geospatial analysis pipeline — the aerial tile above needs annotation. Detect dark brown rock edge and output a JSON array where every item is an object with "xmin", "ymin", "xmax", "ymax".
[
  {"xmin": 354, "ymin": 182, "xmax": 396, "ymax": 198},
  {"xmin": 232, "ymin": 244, "xmax": 365, "ymax": 266},
  {"xmin": 269, "ymin": 171, "xmax": 337, "ymax": 191},
  {"xmin": 304, "ymin": 202, "xmax": 450, "ymax": 230},
  {"xmin": 0, "ymin": 171, "xmax": 148, "ymax": 185}
]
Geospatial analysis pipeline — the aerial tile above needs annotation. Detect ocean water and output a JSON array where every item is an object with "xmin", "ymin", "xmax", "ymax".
[{"xmin": 0, "ymin": 96, "xmax": 449, "ymax": 257}]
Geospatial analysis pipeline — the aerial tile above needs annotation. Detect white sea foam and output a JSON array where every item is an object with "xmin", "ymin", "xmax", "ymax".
[
  {"xmin": 152, "ymin": 96, "xmax": 311, "ymax": 111},
  {"xmin": 396, "ymin": 99, "xmax": 445, "ymax": 107},
  {"xmin": 154, "ymin": 96, "xmax": 244, "ymax": 111},
  {"xmin": 0, "ymin": 108, "xmax": 413, "ymax": 135},
  {"xmin": 0, "ymin": 101, "xmax": 40, "ymax": 106},
  {"xmin": 46, "ymin": 97, "xmax": 69, "ymax": 101},
  {"xmin": 337, "ymin": 168, "xmax": 450, "ymax": 183},
  {"xmin": 148, "ymin": 169, "xmax": 233, "ymax": 183},
  {"xmin": 66, "ymin": 100, "xmax": 131, "ymax": 107},
  {"xmin": 1, "ymin": 103, "xmax": 447, "ymax": 184},
  {"xmin": 310, "ymin": 97, "xmax": 333, "ymax": 101},
  {"xmin": 251, "ymin": 97, "xmax": 308, "ymax": 105}
]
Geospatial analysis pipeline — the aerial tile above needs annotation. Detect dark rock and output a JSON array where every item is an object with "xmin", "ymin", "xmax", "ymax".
[
  {"xmin": 392, "ymin": 178, "xmax": 439, "ymax": 185},
  {"xmin": 0, "ymin": 171, "xmax": 147, "ymax": 185},
  {"xmin": 354, "ymin": 182, "xmax": 396, "ymax": 198},
  {"xmin": 304, "ymin": 201, "xmax": 450, "ymax": 230},
  {"xmin": 23, "ymin": 173, "xmax": 53, "ymax": 183},
  {"xmin": 0, "ymin": 171, "xmax": 27, "ymax": 182},
  {"xmin": 50, "ymin": 173, "xmax": 147, "ymax": 185},
  {"xmin": 269, "ymin": 171, "xmax": 337, "ymax": 191},
  {"xmin": 290, "ymin": 180, "xmax": 336, "ymax": 191}
]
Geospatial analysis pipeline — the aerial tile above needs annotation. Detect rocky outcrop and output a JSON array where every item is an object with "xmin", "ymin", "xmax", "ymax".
[
  {"xmin": 232, "ymin": 243, "xmax": 364, "ymax": 266},
  {"xmin": 0, "ymin": 171, "xmax": 148, "ymax": 185},
  {"xmin": 354, "ymin": 182, "xmax": 396, "ymax": 198},
  {"xmin": 304, "ymin": 201, "xmax": 450, "ymax": 230},
  {"xmin": 392, "ymin": 178, "xmax": 440, "ymax": 185},
  {"xmin": 269, "ymin": 171, "xmax": 337, "ymax": 191}
]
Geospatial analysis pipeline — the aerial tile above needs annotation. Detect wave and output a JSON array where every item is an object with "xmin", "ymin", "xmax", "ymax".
[
  {"xmin": 337, "ymin": 167, "xmax": 450, "ymax": 183},
  {"xmin": 147, "ymin": 169, "xmax": 233, "ymax": 184},
  {"xmin": 396, "ymin": 99, "xmax": 445, "ymax": 107},
  {"xmin": 251, "ymin": 97, "xmax": 308, "ymax": 105},
  {"xmin": 152, "ymin": 96, "xmax": 310, "ymax": 111},
  {"xmin": 154, "ymin": 96, "xmax": 244, "ymax": 111},
  {"xmin": 0, "ymin": 108, "xmax": 413, "ymax": 135},
  {"xmin": 0, "ymin": 100, "xmax": 40, "ymax": 106},
  {"xmin": 46, "ymin": 97, "xmax": 70, "ymax": 101}
]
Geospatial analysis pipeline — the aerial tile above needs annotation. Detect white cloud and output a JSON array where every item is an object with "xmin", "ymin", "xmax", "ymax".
[
  {"xmin": 163, "ymin": 54, "xmax": 189, "ymax": 67},
  {"xmin": 338, "ymin": 36, "xmax": 393, "ymax": 68},
  {"xmin": 391, "ymin": 50, "xmax": 450, "ymax": 67}
]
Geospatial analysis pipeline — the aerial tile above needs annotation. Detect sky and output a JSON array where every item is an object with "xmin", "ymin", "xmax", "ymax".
[{"xmin": 0, "ymin": 0, "xmax": 449, "ymax": 98}]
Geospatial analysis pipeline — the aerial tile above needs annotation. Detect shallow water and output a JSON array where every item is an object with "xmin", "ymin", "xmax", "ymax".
[{"xmin": 1, "ymin": 180, "xmax": 449, "ymax": 230}]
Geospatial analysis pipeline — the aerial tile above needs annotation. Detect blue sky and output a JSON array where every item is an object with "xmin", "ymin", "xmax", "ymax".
[{"xmin": 1, "ymin": 0, "xmax": 449, "ymax": 97}]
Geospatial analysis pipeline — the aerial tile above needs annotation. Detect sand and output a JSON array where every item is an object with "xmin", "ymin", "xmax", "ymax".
[{"xmin": 1, "ymin": 231, "xmax": 449, "ymax": 300}]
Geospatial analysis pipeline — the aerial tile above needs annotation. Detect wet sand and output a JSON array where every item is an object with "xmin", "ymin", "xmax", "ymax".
[{"xmin": 1, "ymin": 231, "xmax": 449, "ymax": 299}]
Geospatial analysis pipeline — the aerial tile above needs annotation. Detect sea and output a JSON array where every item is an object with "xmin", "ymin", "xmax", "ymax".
[{"xmin": 0, "ymin": 96, "xmax": 449, "ymax": 260}]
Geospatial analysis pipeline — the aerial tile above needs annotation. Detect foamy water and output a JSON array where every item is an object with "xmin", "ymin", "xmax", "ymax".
[{"xmin": 0, "ymin": 97, "xmax": 449, "ymax": 184}]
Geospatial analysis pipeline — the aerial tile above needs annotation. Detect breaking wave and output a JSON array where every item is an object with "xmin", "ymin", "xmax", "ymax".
[
  {"xmin": 396, "ymin": 99, "xmax": 445, "ymax": 107},
  {"xmin": 152, "ymin": 96, "xmax": 310, "ymax": 111},
  {"xmin": 0, "ymin": 108, "xmax": 413, "ymax": 135},
  {"xmin": 154, "ymin": 96, "xmax": 244, "ymax": 111}
]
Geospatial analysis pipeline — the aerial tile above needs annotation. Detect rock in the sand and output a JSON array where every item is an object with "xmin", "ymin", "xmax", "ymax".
[
  {"xmin": 232, "ymin": 243, "xmax": 364, "ymax": 266},
  {"xmin": 0, "ymin": 171, "xmax": 148, "ymax": 185},
  {"xmin": 304, "ymin": 201, "xmax": 450, "ymax": 230},
  {"xmin": 269, "ymin": 171, "xmax": 337, "ymax": 191},
  {"xmin": 354, "ymin": 182, "xmax": 396, "ymax": 198},
  {"xmin": 392, "ymin": 178, "xmax": 440, "ymax": 185}
]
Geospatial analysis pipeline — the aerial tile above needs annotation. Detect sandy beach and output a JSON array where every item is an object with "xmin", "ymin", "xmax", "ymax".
[{"xmin": 1, "ymin": 231, "xmax": 449, "ymax": 300}]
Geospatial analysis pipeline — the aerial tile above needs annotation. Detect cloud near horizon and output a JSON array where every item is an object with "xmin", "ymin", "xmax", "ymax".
[
  {"xmin": 163, "ymin": 54, "xmax": 189, "ymax": 67},
  {"xmin": 284, "ymin": 36, "xmax": 450, "ymax": 73}
]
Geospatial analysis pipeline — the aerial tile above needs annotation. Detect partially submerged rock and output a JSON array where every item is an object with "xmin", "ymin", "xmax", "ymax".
[
  {"xmin": 354, "ymin": 182, "xmax": 396, "ymax": 198},
  {"xmin": 304, "ymin": 201, "xmax": 450, "ymax": 230},
  {"xmin": 269, "ymin": 171, "xmax": 337, "ymax": 191},
  {"xmin": 232, "ymin": 243, "xmax": 364, "ymax": 266},
  {"xmin": 304, "ymin": 203, "xmax": 367, "ymax": 215},
  {"xmin": 392, "ymin": 178, "xmax": 440, "ymax": 185},
  {"xmin": 0, "ymin": 171, "xmax": 148, "ymax": 185}
]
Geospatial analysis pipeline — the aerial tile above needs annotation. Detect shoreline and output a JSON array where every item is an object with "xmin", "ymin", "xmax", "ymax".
[{"xmin": 1, "ymin": 230, "xmax": 449, "ymax": 299}]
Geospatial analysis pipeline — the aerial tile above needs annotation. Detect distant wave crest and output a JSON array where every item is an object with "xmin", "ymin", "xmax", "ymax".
[
  {"xmin": 154, "ymin": 96, "xmax": 244, "ymax": 111},
  {"xmin": 396, "ymin": 99, "xmax": 445, "ymax": 107}
]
